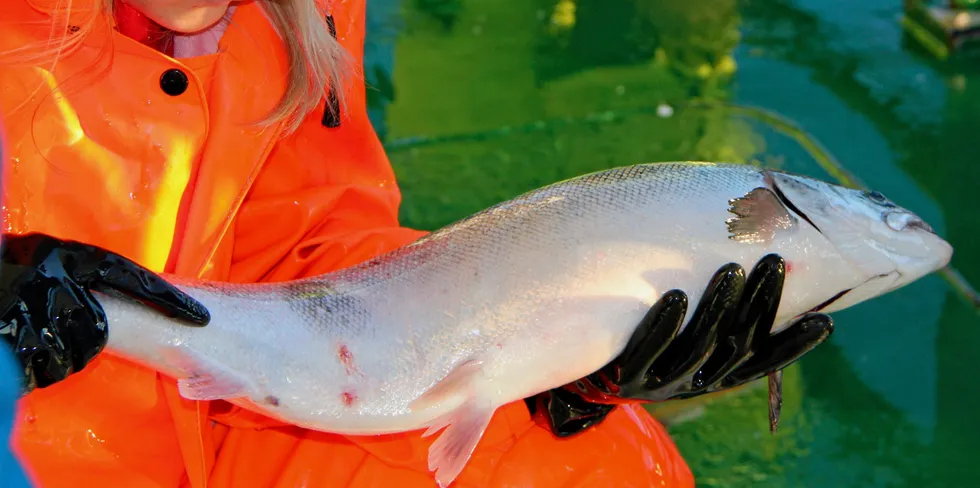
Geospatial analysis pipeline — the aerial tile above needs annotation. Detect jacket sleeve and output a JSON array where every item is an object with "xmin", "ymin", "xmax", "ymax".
[{"xmin": 226, "ymin": 0, "xmax": 427, "ymax": 285}]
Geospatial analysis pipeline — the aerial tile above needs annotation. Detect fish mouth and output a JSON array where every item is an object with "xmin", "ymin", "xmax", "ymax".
[
  {"xmin": 809, "ymin": 288, "xmax": 852, "ymax": 313},
  {"xmin": 762, "ymin": 170, "xmax": 824, "ymax": 235},
  {"xmin": 905, "ymin": 216, "xmax": 936, "ymax": 235},
  {"xmin": 884, "ymin": 210, "xmax": 939, "ymax": 235},
  {"xmin": 798, "ymin": 270, "xmax": 900, "ymax": 320}
]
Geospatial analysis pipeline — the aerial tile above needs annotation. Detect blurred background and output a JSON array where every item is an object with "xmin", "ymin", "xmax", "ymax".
[{"xmin": 362, "ymin": 0, "xmax": 979, "ymax": 486}]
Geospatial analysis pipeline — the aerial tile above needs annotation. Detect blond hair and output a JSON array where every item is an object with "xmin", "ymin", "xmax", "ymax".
[{"xmin": 2, "ymin": 0, "xmax": 350, "ymax": 134}]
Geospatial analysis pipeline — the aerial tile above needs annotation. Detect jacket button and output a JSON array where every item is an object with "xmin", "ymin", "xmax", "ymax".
[{"xmin": 159, "ymin": 68, "xmax": 188, "ymax": 96}]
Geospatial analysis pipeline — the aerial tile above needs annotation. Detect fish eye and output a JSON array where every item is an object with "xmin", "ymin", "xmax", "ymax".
[{"xmin": 863, "ymin": 190, "xmax": 894, "ymax": 207}]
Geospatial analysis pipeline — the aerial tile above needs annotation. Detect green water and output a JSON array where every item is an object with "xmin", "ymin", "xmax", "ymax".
[{"xmin": 370, "ymin": 0, "xmax": 980, "ymax": 486}]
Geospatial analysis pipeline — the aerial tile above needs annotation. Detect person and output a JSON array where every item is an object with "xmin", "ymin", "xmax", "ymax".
[{"xmin": 0, "ymin": 1, "xmax": 833, "ymax": 486}]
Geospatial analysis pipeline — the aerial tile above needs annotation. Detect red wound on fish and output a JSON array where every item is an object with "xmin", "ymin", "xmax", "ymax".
[
  {"xmin": 341, "ymin": 391, "xmax": 357, "ymax": 407},
  {"xmin": 338, "ymin": 344, "xmax": 356, "ymax": 376},
  {"xmin": 785, "ymin": 261, "xmax": 793, "ymax": 273}
]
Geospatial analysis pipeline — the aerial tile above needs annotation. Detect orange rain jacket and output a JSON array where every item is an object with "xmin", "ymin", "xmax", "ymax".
[{"xmin": 0, "ymin": 0, "xmax": 695, "ymax": 486}]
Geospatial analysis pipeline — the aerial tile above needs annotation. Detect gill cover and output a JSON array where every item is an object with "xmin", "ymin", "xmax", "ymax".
[{"xmin": 762, "ymin": 170, "xmax": 953, "ymax": 312}]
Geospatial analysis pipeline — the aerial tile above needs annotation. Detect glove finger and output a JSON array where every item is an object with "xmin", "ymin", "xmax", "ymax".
[
  {"xmin": 693, "ymin": 254, "xmax": 785, "ymax": 389},
  {"xmin": 30, "ymin": 284, "xmax": 79, "ymax": 389},
  {"xmin": 78, "ymin": 252, "xmax": 210, "ymax": 326},
  {"xmin": 613, "ymin": 289, "xmax": 687, "ymax": 385},
  {"xmin": 743, "ymin": 254, "xmax": 786, "ymax": 353},
  {"xmin": 643, "ymin": 263, "xmax": 744, "ymax": 392},
  {"xmin": 6, "ymin": 234, "xmax": 208, "ymax": 325},
  {"xmin": 2, "ymin": 297, "xmax": 45, "ymax": 392},
  {"xmin": 63, "ymin": 284, "xmax": 110, "ymax": 369},
  {"xmin": 29, "ymin": 350, "xmax": 69, "ymax": 389},
  {"xmin": 720, "ymin": 313, "xmax": 834, "ymax": 389},
  {"xmin": 539, "ymin": 388, "xmax": 617, "ymax": 438}
]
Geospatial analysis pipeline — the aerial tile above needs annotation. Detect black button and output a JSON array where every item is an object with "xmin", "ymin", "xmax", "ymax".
[{"xmin": 159, "ymin": 69, "xmax": 188, "ymax": 96}]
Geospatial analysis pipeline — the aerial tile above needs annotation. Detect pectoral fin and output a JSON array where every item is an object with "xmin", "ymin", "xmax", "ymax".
[
  {"xmin": 726, "ymin": 187, "xmax": 798, "ymax": 245},
  {"xmin": 768, "ymin": 370, "xmax": 783, "ymax": 434},
  {"xmin": 162, "ymin": 345, "xmax": 255, "ymax": 401}
]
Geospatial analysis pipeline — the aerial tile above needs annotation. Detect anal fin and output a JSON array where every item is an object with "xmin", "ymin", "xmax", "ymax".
[
  {"xmin": 162, "ymin": 345, "xmax": 255, "ymax": 401},
  {"xmin": 425, "ymin": 397, "xmax": 496, "ymax": 488}
]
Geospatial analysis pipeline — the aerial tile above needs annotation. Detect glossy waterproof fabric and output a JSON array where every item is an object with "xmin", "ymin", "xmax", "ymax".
[
  {"xmin": 0, "ymin": 115, "xmax": 34, "ymax": 488},
  {"xmin": 0, "ymin": 0, "xmax": 695, "ymax": 486}
]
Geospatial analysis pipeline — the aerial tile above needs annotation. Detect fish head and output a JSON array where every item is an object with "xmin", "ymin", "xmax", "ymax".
[{"xmin": 764, "ymin": 170, "xmax": 953, "ymax": 312}]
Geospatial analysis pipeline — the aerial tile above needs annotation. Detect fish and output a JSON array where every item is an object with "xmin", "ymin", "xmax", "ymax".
[{"xmin": 93, "ymin": 162, "xmax": 953, "ymax": 487}]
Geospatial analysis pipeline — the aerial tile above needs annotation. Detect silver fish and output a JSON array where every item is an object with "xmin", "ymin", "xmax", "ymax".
[{"xmin": 95, "ymin": 162, "xmax": 952, "ymax": 487}]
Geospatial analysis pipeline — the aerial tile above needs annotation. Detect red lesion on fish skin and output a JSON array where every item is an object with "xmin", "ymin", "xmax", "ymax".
[
  {"xmin": 786, "ymin": 261, "xmax": 794, "ymax": 274},
  {"xmin": 338, "ymin": 344, "xmax": 357, "ymax": 376},
  {"xmin": 341, "ymin": 391, "xmax": 357, "ymax": 407}
]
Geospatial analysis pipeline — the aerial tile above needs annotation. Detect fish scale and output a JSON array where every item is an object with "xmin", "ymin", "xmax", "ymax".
[{"xmin": 95, "ymin": 161, "xmax": 952, "ymax": 487}]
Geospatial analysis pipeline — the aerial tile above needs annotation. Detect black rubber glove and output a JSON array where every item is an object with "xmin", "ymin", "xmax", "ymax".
[
  {"xmin": 0, "ymin": 233, "xmax": 210, "ymax": 393},
  {"xmin": 529, "ymin": 254, "xmax": 834, "ymax": 437}
]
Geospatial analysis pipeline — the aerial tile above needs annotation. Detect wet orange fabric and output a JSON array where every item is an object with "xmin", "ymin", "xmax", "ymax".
[{"xmin": 0, "ymin": 0, "xmax": 695, "ymax": 487}]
